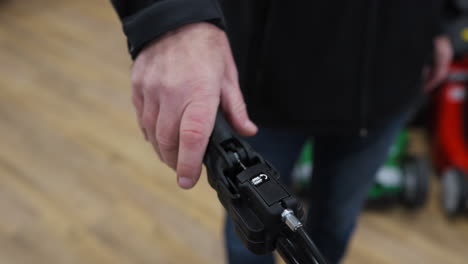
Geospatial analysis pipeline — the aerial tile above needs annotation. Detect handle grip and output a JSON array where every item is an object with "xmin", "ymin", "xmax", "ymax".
[{"xmin": 211, "ymin": 111, "xmax": 235, "ymax": 145}]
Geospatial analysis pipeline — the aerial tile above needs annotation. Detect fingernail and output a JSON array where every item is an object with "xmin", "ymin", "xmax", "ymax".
[
  {"xmin": 178, "ymin": 177, "xmax": 194, "ymax": 189},
  {"xmin": 245, "ymin": 120, "xmax": 257, "ymax": 132}
]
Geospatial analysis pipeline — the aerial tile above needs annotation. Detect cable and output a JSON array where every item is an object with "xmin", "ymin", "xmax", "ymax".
[
  {"xmin": 296, "ymin": 226, "xmax": 328, "ymax": 264},
  {"xmin": 281, "ymin": 209, "xmax": 328, "ymax": 264}
]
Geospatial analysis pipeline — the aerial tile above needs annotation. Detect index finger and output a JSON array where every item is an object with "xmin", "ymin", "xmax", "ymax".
[{"xmin": 176, "ymin": 98, "xmax": 219, "ymax": 189}]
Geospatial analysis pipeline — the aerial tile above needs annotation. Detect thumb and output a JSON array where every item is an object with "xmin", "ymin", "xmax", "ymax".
[{"xmin": 221, "ymin": 81, "xmax": 258, "ymax": 136}]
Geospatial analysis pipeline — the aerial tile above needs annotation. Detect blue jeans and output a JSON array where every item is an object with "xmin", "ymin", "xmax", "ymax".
[{"xmin": 225, "ymin": 111, "xmax": 410, "ymax": 264}]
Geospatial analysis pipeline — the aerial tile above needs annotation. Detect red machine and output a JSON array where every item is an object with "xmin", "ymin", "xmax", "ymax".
[{"xmin": 434, "ymin": 55, "xmax": 468, "ymax": 216}]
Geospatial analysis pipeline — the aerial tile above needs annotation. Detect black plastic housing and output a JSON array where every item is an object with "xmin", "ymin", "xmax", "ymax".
[{"xmin": 203, "ymin": 112, "xmax": 304, "ymax": 254}]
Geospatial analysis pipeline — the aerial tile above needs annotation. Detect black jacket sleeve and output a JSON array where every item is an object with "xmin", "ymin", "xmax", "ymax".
[
  {"xmin": 439, "ymin": 0, "xmax": 468, "ymax": 55},
  {"xmin": 111, "ymin": 0, "xmax": 225, "ymax": 59}
]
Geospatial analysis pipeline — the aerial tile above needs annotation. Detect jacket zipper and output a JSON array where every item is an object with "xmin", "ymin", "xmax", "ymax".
[{"xmin": 359, "ymin": 0, "xmax": 381, "ymax": 137}]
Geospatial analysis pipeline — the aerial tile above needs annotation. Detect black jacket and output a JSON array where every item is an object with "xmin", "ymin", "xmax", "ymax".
[{"xmin": 112, "ymin": 0, "xmax": 446, "ymax": 135}]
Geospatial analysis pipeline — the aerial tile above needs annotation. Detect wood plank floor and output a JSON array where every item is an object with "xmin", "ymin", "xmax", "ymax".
[{"xmin": 0, "ymin": 0, "xmax": 467, "ymax": 263}]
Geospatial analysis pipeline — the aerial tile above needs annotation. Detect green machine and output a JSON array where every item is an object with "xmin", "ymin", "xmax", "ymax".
[{"xmin": 291, "ymin": 131, "xmax": 430, "ymax": 208}]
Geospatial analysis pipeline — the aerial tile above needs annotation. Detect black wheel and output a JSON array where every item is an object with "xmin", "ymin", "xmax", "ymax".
[
  {"xmin": 441, "ymin": 168, "xmax": 468, "ymax": 217},
  {"xmin": 401, "ymin": 155, "xmax": 430, "ymax": 209}
]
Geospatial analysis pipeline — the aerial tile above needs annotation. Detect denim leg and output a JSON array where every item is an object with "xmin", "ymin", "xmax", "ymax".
[
  {"xmin": 224, "ymin": 127, "xmax": 308, "ymax": 264},
  {"xmin": 306, "ymin": 112, "xmax": 410, "ymax": 264}
]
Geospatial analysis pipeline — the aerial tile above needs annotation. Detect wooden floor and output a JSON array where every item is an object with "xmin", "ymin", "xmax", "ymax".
[{"xmin": 0, "ymin": 0, "xmax": 467, "ymax": 263}]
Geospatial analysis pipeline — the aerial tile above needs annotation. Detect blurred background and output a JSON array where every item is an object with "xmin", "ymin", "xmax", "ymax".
[{"xmin": 0, "ymin": 0, "xmax": 467, "ymax": 263}]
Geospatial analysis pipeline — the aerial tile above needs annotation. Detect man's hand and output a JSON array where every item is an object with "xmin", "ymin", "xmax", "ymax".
[
  {"xmin": 131, "ymin": 22, "xmax": 257, "ymax": 189},
  {"xmin": 423, "ymin": 35, "xmax": 454, "ymax": 91}
]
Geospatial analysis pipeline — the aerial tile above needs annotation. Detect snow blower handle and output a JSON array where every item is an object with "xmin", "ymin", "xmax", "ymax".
[
  {"xmin": 203, "ymin": 110, "xmax": 328, "ymax": 264},
  {"xmin": 210, "ymin": 110, "xmax": 235, "ymax": 144}
]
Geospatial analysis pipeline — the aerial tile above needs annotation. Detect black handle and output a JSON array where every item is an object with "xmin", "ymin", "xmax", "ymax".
[
  {"xmin": 204, "ymin": 110, "xmax": 328, "ymax": 264},
  {"xmin": 211, "ymin": 111, "xmax": 234, "ymax": 144}
]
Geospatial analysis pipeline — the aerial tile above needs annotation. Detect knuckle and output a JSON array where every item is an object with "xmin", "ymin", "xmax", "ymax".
[
  {"xmin": 141, "ymin": 114, "xmax": 155, "ymax": 129},
  {"xmin": 131, "ymin": 74, "xmax": 143, "ymax": 88},
  {"xmin": 180, "ymin": 127, "xmax": 206, "ymax": 147},
  {"xmin": 232, "ymin": 99, "xmax": 247, "ymax": 115},
  {"xmin": 142, "ymin": 78, "xmax": 162, "ymax": 97},
  {"xmin": 184, "ymin": 105, "xmax": 216, "ymax": 129},
  {"xmin": 156, "ymin": 134, "xmax": 178, "ymax": 152},
  {"xmin": 157, "ymin": 77, "xmax": 186, "ymax": 98}
]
